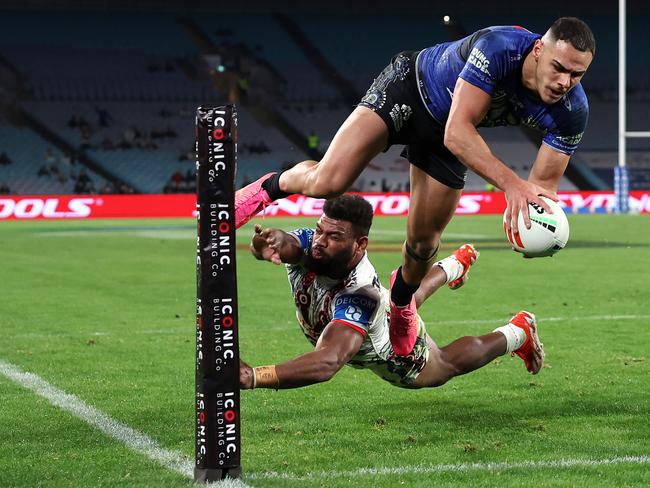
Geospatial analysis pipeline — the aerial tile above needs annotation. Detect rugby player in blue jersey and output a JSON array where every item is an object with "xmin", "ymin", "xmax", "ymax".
[
  {"xmin": 239, "ymin": 194, "xmax": 543, "ymax": 390},
  {"xmin": 235, "ymin": 17, "xmax": 594, "ymax": 357}
]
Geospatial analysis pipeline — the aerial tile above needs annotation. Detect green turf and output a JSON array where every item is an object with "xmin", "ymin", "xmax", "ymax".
[{"xmin": 1, "ymin": 214, "xmax": 648, "ymax": 487}]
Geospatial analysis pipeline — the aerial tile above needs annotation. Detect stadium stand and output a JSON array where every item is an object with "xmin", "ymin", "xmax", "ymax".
[
  {"xmin": 193, "ymin": 13, "xmax": 340, "ymax": 104},
  {"xmin": 0, "ymin": 10, "xmax": 648, "ymax": 194},
  {"xmin": 288, "ymin": 13, "xmax": 449, "ymax": 94},
  {"xmin": 0, "ymin": 121, "xmax": 110, "ymax": 194}
]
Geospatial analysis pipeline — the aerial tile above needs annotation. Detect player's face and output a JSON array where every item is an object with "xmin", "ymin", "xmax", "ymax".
[
  {"xmin": 305, "ymin": 215, "xmax": 366, "ymax": 278},
  {"xmin": 534, "ymin": 39, "xmax": 592, "ymax": 104}
]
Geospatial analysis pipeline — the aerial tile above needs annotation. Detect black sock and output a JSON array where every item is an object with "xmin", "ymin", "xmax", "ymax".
[
  {"xmin": 261, "ymin": 172, "xmax": 290, "ymax": 201},
  {"xmin": 391, "ymin": 267, "xmax": 419, "ymax": 307}
]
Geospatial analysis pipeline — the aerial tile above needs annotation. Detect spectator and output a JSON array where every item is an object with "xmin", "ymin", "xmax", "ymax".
[
  {"xmin": 179, "ymin": 145, "xmax": 194, "ymax": 161},
  {"xmin": 77, "ymin": 168, "xmax": 91, "ymax": 185},
  {"xmin": 99, "ymin": 181, "xmax": 115, "ymax": 194},
  {"xmin": 101, "ymin": 137, "xmax": 115, "ymax": 151},
  {"xmin": 0, "ymin": 181, "xmax": 10, "ymax": 194},
  {"xmin": 80, "ymin": 124, "xmax": 93, "ymax": 140},
  {"xmin": 118, "ymin": 183, "xmax": 134, "ymax": 194},
  {"xmin": 0, "ymin": 152, "xmax": 11, "ymax": 165},
  {"xmin": 60, "ymin": 152, "xmax": 72, "ymax": 167},
  {"xmin": 44, "ymin": 147, "xmax": 57, "ymax": 165},
  {"xmin": 95, "ymin": 106, "xmax": 113, "ymax": 127},
  {"xmin": 123, "ymin": 127, "xmax": 137, "ymax": 145},
  {"xmin": 307, "ymin": 130, "xmax": 319, "ymax": 159},
  {"xmin": 171, "ymin": 169, "xmax": 183, "ymax": 188},
  {"xmin": 238, "ymin": 76, "xmax": 249, "ymax": 102},
  {"xmin": 37, "ymin": 164, "xmax": 50, "ymax": 177}
]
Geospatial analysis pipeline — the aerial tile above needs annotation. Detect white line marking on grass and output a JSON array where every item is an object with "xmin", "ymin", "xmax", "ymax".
[
  {"xmin": 13, "ymin": 315, "xmax": 650, "ymax": 339},
  {"xmin": 264, "ymin": 314, "xmax": 650, "ymax": 331},
  {"xmin": 429, "ymin": 314, "xmax": 650, "ymax": 327},
  {"xmin": 247, "ymin": 455, "xmax": 650, "ymax": 481},
  {"xmin": 0, "ymin": 359, "xmax": 251, "ymax": 487}
]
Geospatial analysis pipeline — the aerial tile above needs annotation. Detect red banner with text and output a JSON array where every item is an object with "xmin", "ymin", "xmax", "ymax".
[{"xmin": 1, "ymin": 191, "xmax": 649, "ymax": 220}]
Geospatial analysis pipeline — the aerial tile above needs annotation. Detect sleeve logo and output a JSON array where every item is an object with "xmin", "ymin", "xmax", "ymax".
[
  {"xmin": 468, "ymin": 47, "xmax": 491, "ymax": 75},
  {"xmin": 333, "ymin": 294, "xmax": 378, "ymax": 325},
  {"xmin": 344, "ymin": 305, "xmax": 363, "ymax": 322}
]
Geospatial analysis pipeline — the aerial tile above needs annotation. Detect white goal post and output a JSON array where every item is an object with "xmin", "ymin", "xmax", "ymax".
[{"xmin": 617, "ymin": 0, "xmax": 649, "ymax": 213}]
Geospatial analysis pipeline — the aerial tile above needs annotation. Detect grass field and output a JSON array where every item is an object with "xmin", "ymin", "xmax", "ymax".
[{"xmin": 1, "ymin": 214, "xmax": 649, "ymax": 487}]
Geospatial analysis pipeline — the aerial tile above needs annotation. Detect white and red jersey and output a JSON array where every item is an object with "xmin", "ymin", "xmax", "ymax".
[{"xmin": 286, "ymin": 228, "xmax": 393, "ymax": 367}]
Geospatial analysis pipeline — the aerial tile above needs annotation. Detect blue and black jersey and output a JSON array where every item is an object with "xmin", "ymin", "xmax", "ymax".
[{"xmin": 417, "ymin": 25, "xmax": 589, "ymax": 154}]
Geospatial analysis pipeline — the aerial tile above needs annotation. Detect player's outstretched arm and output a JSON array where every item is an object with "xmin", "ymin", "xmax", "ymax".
[
  {"xmin": 528, "ymin": 143, "xmax": 569, "ymax": 194},
  {"xmin": 250, "ymin": 224, "xmax": 303, "ymax": 265},
  {"xmin": 445, "ymin": 78, "xmax": 553, "ymax": 233},
  {"xmin": 239, "ymin": 322, "xmax": 364, "ymax": 389}
]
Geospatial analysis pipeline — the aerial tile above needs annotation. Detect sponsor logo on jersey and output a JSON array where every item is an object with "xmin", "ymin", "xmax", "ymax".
[
  {"xmin": 344, "ymin": 305, "xmax": 363, "ymax": 322},
  {"xmin": 467, "ymin": 47, "xmax": 491, "ymax": 75},
  {"xmin": 334, "ymin": 294, "xmax": 377, "ymax": 324}
]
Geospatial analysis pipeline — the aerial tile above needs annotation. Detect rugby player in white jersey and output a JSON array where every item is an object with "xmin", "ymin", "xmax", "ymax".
[{"xmin": 239, "ymin": 194, "xmax": 544, "ymax": 390}]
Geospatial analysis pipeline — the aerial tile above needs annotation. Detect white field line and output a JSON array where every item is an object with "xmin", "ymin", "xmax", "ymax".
[
  {"xmin": 0, "ymin": 360, "xmax": 251, "ymax": 488},
  {"xmin": 2, "ymin": 360, "xmax": 647, "ymax": 484},
  {"xmin": 11, "ymin": 314, "xmax": 650, "ymax": 339},
  {"xmin": 247, "ymin": 455, "xmax": 650, "ymax": 481},
  {"xmin": 422, "ymin": 313, "xmax": 650, "ymax": 327},
  {"xmin": 263, "ymin": 313, "xmax": 650, "ymax": 331}
]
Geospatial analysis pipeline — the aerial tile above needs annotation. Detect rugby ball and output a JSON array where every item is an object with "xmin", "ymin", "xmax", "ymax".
[{"xmin": 503, "ymin": 197, "xmax": 570, "ymax": 257}]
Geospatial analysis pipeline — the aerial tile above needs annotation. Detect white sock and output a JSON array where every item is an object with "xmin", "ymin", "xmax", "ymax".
[
  {"xmin": 493, "ymin": 324, "xmax": 527, "ymax": 354},
  {"xmin": 435, "ymin": 255, "xmax": 464, "ymax": 284}
]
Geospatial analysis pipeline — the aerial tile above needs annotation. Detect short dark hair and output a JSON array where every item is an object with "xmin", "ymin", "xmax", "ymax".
[
  {"xmin": 548, "ymin": 17, "xmax": 596, "ymax": 55},
  {"xmin": 323, "ymin": 194, "xmax": 373, "ymax": 237}
]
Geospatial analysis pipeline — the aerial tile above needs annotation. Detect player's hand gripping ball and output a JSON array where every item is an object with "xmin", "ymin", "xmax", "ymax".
[{"xmin": 504, "ymin": 196, "xmax": 570, "ymax": 258}]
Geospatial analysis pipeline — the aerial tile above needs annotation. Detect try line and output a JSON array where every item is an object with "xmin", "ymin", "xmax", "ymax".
[
  {"xmin": 2, "ymin": 359, "xmax": 648, "ymax": 484},
  {"xmin": 0, "ymin": 359, "xmax": 251, "ymax": 488},
  {"xmin": 247, "ymin": 455, "xmax": 650, "ymax": 481}
]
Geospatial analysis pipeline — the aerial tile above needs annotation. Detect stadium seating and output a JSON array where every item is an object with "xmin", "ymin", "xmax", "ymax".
[
  {"xmin": 0, "ymin": 123, "xmax": 108, "ymax": 194},
  {"xmin": 192, "ymin": 13, "xmax": 340, "ymax": 103},
  {"xmin": 288, "ymin": 13, "xmax": 449, "ymax": 94},
  {"xmin": 1, "ymin": 10, "xmax": 648, "ymax": 194}
]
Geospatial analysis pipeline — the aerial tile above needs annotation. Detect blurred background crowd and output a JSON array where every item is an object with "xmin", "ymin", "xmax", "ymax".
[{"xmin": 0, "ymin": 0, "xmax": 648, "ymax": 196}]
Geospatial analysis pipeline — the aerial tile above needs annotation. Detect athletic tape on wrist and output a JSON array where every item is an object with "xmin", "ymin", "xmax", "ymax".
[
  {"xmin": 251, "ymin": 367, "xmax": 257, "ymax": 389},
  {"xmin": 253, "ymin": 365, "xmax": 279, "ymax": 389}
]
